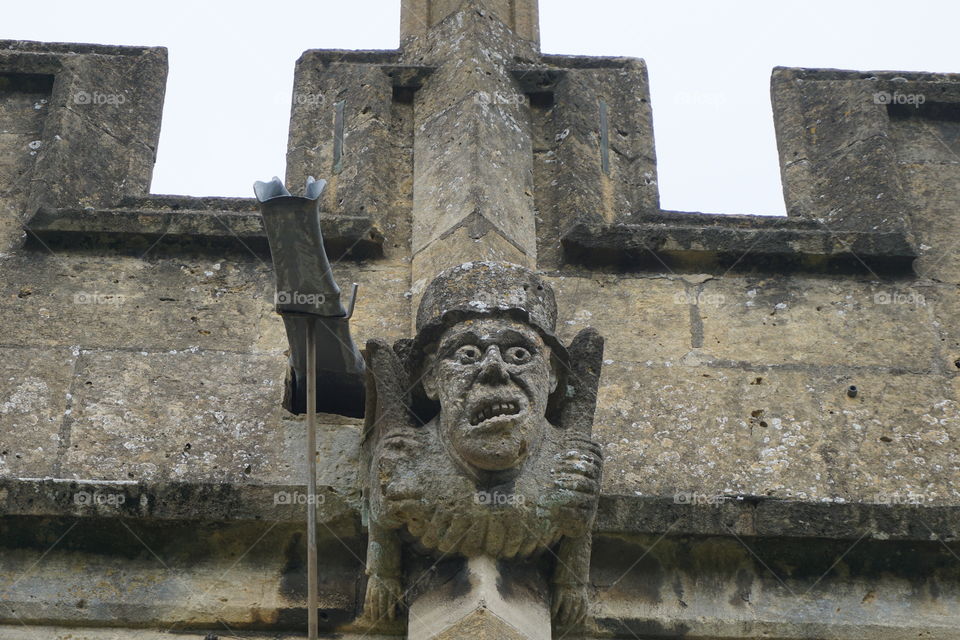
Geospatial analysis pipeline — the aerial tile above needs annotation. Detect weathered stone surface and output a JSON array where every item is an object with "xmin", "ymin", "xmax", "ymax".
[
  {"xmin": 50, "ymin": 351, "xmax": 362, "ymax": 488},
  {"xmin": 591, "ymin": 533, "xmax": 960, "ymax": 639},
  {"xmin": 286, "ymin": 53, "xmax": 413, "ymax": 261},
  {"xmin": 58, "ymin": 350, "xmax": 286, "ymax": 483},
  {"xmin": 548, "ymin": 273, "xmax": 690, "ymax": 363},
  {"xmin": 892, "ymin": 98, "xmax": 960, "ymax": 284},
  {"xmin": 0, "ymin": 476, "xmax": 361, "ymax": 524},
  {"xmin": 402, "ymin": 0, "xmax": 540, "ymax": 45},
  {"xmin": 928, "ymin": 284, "xmax": 960, "ymax": 373},
  {"xmin": 1, "ymin": 249, "xmax": 405, "ymax": 355},
  {"xmin": 0, "ymin": 72, "xmax": 50, "ymax": 252},
  {"xmin": 593, "ymin": 494, "xmax": 960, "ymax": 542},
  {"xmin": 560, "ymin": 214, "xmax": 916, "ymax": 274},
  {"xmin": 0, "ymin": 518, "xmax": 368, "ymax": 632},
  {"xmin": 409, "ymin": 557, "xmax": 550, "ymax": 640},
  {"xmin": 902, "ymin": 166, "xmax": 960, "ymax": 284},
  {"xmin": 0, "ymin": 347, "xmax": 75, "ymax": 478},
  {"xmin": 594, "ymin": 362, "xmax": 960, "ymax": 505},
  {"xmin": 546, "ymin": 61, "xmax": 659, "ymax": 230},
  {"xmin": 406, "ymin": 3, "xmax": 540, "ymax": 286},
  {"xmin": 772, "ymin": 69, "xmax": 912, "ymax": 235},
  {"xmin": 0, "ymin": 40, "xmax": 167, "ymax": 214},
  {"xmin": 0, "ymin": 252, "xmax": 269, "ymax": 352},
  {"xmin": 24, "ymin": 202, "xmax": 386, "ymax": 260},
  {"xmin": 698, "ymin": 276, "xmax": 936, "ymax": 369}
]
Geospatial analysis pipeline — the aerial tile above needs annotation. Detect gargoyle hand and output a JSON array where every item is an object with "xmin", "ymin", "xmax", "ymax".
[
  {"xmin": 552, "ymin": 535, "xmax": 593, "ymax": 630},
  {"xmin": 554, "ymin": 435, "xmax": 602, "ymax": 495},
  {"xmin": 552, "ymin": 581, "xmax": 589, "ymax": 629},
  {"xmin": 361, "ymin": 521, "xmax": 404, "ymax": 624},
  {"xmin": 363, "ymin": 572, "xmax": 403, "ymax": 622}
]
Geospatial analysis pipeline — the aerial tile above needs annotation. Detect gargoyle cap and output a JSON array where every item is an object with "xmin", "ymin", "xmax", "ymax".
[{"xmin": 414, "ymin": 261, "xmax": 568, "ymax": 362}]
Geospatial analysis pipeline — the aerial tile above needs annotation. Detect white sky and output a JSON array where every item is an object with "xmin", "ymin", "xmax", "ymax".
[{"xmin": 4, "ymin": 0, "xmax": 959, "ymax": 216}]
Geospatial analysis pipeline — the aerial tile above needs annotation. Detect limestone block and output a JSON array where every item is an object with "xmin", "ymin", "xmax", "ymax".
[
  {"xmin": 547, "ymin": 274, "xmax": 691, "ymax": 363},
  {"xmin": 0, "ymin": 519, "xmax": 367, "ymax": 631},
  {"xmin": 899, "ymin": 160, "xmax": 960, "ymax": 284},
  {"xmin": 0, "ymin": 347, "xmax": 75, "ymax": 478},
  {"xmin": 928, "ymin": 284, "xmax": 960, "ymax": 372},
  {"xmin": 402, "ymin": 0, "xmax": 540, "ymax": 45},
  {"xmin": 771, "ymin": 69, "xmax": 911, "ymax": 235},
  {"xmin": 288, "ymin": 58, "xmax": 396, "ymax": 213},
  {"xmin": 591, "ymin": 533, "xmax": 960, "ymax": 639},
  {"xmin": 698, "ymin": 276, "xmax": 936, "ymax": 369},
  {"xmin": 0, "ymin": 72, "xmax": 51, "ymax": 251},
  {"xmin": 0, "ymin": 252, "xmax": 268, "ymax": 352},
  {"xmin": 593, "ymin": 362, "xmax": 960, "ymax": 505},
  {"xmin": 0, "ymin": 41, "xmax": 167, "ymax": 212},
  {"xmin": 408, "ymin": 556, "xmax": 550, "ymax": 640},
  {"xmin": 58, "ymin": 350, "xmax": 288, "ymax": 483},
  {"xmin": 411, "ymin": 97, "xmax": 535, "ymax": 258},
  {"xmin": 548, "ymin": 62, "xmax": 658, "ymax": 230},
  {"xmin": 409, "ymin": 7, "xmax": 538, "ymax": 269}
]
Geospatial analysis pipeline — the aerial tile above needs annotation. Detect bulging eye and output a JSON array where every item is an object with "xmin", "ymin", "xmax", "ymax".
[
  {"xmin": 454, "ymin": 345, "xmax": 482, "ymax": 364},
  {"xmin": 505, "ymin": 346, "xmax": 532, "ymax": 364}
]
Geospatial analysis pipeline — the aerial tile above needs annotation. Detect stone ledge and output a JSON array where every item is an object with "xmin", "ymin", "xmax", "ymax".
[
  {"xmin": 539, "ymin": 54, "xmax": 644, "ymax": 70},
  {"xmin": 23, "ymin": 201, "xmax": 385, "ymax": 260},
  {"xmin": 0, "ymin": 477, "xmax": 359, "ymax": 525},
  {"xmin": 2, "ymin": 478, "xmax": 956, "ymax": 543},
  {"xmin": 1, "ymin": 507, "xmax": 956, "ymax": 637},
  {"xmin": 0, "ymin": 628, "xmax": 396, "ymax": 640},
  {"xmin": 1, "ymin": 39, "xmax": 165, "ymax": 57},
  {"xmin": 775, "ymin": 66, "xmax": 960, "ymax": 85},
  {"xmin": 597, "ymin": 495, "xmax": 959, "ymax": 543},
  {"xmin": 562, "ymin": 212, "xmax": 917, "ymax": 274},
  {"xmin": 297, "ymin": 49, "xmax": 401, "ymax": 63}
]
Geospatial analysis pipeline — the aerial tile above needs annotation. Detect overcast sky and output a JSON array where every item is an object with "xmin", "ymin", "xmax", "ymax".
[{"xmin": 4, "ymin": 1, "xmax": 959, "ymax": 215}]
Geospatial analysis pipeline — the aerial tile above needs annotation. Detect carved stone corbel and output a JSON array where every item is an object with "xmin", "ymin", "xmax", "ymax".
[{"xmin": 359, "ymin": 261, "xmax": 604, "ymax": 636}]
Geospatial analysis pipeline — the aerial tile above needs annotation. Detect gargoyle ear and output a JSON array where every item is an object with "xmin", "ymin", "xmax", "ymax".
[{"xmin": 421, "ymin": 352, "xmax": 439, "ymax": 401}]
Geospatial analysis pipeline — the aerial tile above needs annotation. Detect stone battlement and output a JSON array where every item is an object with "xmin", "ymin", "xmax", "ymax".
[{"xmin": 1, "ymin": 3, "xmax": 959, "ymax": 635}]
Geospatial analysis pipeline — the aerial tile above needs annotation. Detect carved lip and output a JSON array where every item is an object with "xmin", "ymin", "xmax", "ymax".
[{"xmin": 469, "ymin": 398, "xmax": 523, "ymax": 426}]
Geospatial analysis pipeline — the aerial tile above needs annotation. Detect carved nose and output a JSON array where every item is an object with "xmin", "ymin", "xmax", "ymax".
[{"xmin": 477, "ymin": 346, "xmax": 509, "ymax": 384}]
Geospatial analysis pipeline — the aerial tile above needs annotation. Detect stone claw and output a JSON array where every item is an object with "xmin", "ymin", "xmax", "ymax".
[
  {"xmin": 552, "ymin": 582, "xmax": 588, "ymax": 629},
  {"xmin": 363, "ymin": 573, "xmax": 403, "ymax": 623}
]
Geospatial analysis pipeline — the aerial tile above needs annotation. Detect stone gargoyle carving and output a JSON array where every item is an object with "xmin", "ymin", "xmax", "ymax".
[{"xmin": 360, "ymin": 261, "xmax": 604, "ymax": 629}]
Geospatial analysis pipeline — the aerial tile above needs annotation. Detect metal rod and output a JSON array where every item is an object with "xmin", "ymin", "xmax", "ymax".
[{"xmin": 306, "ymin": 318, "xmax": 319, "ymax": 640}]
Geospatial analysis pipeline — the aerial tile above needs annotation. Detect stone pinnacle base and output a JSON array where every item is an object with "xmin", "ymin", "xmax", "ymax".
[{"xmin": 408, "ymin": 556, "xmax": 551, "ymax": 640}]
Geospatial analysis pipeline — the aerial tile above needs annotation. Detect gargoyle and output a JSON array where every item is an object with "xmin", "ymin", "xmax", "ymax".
[{"xmin": 360, "ymin": 261, "xmax": 604, "ymax": 630}]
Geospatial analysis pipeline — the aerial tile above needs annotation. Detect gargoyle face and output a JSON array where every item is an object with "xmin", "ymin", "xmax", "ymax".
[{"xmin": 424, "ymin": 318, "xmax": 558, "ymax": 473}]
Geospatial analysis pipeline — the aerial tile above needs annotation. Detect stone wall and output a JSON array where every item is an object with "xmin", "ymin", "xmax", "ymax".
[{"xmin": 1, "ymin": 28, "xmax": 959, "ymax": 638}]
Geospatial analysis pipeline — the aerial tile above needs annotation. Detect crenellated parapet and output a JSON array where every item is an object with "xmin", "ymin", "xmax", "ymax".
[{"xmin": 3, "ymin": 3, "xmax": 960, "ymax": 638}]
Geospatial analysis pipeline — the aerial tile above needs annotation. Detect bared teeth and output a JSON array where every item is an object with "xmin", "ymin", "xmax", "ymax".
[{"xmin": 471, "ymin": 401, "xmax": 521, "ymax": 425}]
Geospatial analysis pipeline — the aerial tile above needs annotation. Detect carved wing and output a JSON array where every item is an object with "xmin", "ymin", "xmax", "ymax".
[
  {"xmin": 361, "ymin": 338, "xmax": 418, "ymax": 446},
  {"xmin": 558, "ymin": 327, "xmax": 605, "ymax": 437}
]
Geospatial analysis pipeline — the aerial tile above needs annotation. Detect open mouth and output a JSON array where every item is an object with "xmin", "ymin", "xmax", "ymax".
[{"xmin": 470, "ymin": 400, "xmax": 522, "ymax": 426}]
